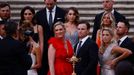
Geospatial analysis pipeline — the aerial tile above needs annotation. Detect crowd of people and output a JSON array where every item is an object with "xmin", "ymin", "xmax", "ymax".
[{"xmin": 0, "ymin": 0, "xmax": 134, "ymax": 75}]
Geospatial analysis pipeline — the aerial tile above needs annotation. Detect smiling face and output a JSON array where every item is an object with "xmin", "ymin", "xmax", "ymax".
[
  {"xmin": 54, "ymin": 24, "xmax": 65, "ymax": 39},
  {"xmin": 23, "ymin": 9, "xmax": 34, "ymax": 22}
]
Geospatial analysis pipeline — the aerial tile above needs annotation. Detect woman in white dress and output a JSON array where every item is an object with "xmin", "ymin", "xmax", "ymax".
[
  {"xmin": 19, "ymin": 6, "xmax": 43, "ymax": 75},
  {"xmin": 99, "ymin": 28, "xmax": 132, "ymax": 75},
  {"xmin": 19, "ymin": 21, "xmax": 41, "ymax": 75},
  {"xmin": 27, "ymin": 36, "xmax": 41, "ymax": 75}
]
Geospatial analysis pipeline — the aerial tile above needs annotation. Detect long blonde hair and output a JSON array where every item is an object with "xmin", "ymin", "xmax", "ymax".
[
  {"xmin": 99, "ymin": 28, "xmax": 115, "ymax": 53},
  {"xmin": 98, "ymin": 12, "xmax": 116, "ymax": 50},
  {"xmin": 100, "ymin": 12, "xmax": 116, "ymax": 29}
]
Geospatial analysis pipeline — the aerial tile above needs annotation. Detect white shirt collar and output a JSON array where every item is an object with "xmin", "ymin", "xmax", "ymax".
[
  {"xmin": 79, "ymin": 35, "xmax": 89, "ymax": 46},
  {"xmin": 0, "ymin": 18, "xmax": 2, "ymax": 21},
  {"xmin": 46, "ymin": 5, "xmax": 56, "ymax": 12},
  {"xmin": 0, "ymin": 35, "xmax": 3, "ymax": 39},
  {"xmin": 105, "ymin": 9, "xmax": 114, "ymax": 14},
  {"xmin": 119, "ymin": 35, "xmax": 128, "ymax": 45},
  {"xmin": 111, "ymin": 9, "xmax": 114, "ymax": 14},
  {"xmin": 46, "ymin": 5, "xmax": 56, "ymax": 23}
]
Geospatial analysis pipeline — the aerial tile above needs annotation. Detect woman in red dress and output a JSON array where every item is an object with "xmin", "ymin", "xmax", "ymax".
[{"xmin": 48, "ymin": 21, "xmax": 73, "ymax": 75}]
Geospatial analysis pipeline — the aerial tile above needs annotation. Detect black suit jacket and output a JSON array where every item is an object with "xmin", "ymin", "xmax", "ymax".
[
  {"xmin": 0, "ymin": 36, "xmax": 32, "ymax": 75},
  {"xmin": 35, "ymin": 6, "xmax": 65, "ymax": 38},
  {"xmin": 119, "ymin": 37, "xmax": 134, "ymax": 64},
  {"xmin": 92, "ymin": 10, "xmax": 126, "ymax": 41},
  {"xmin": 74, "ymin": 37, "xmax": 98, "ymax": 75},
  {"xmin": 35, "ymin": 6, "xmax": 65, "ymax": 47}
]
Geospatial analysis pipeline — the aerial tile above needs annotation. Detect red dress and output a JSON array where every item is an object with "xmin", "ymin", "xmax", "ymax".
[{"xmin": 48, "ymin": 37, "xmax": 73, "ymax": 75}]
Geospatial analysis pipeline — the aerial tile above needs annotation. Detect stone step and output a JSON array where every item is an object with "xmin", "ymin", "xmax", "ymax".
[
  {"xmin": 10, "ymin": 4, "xmax": 134, "ymax": 9},
  {"xmin": 11, "ymin": 8, "xmax": 134, "ymax": 15},
  {"xmin": 1, "ymin": 0, "xmax": 134, "ymax": 37},
  {"xmin": 1, "ymin": 0, "xmax": 133, "ymax": 2}
]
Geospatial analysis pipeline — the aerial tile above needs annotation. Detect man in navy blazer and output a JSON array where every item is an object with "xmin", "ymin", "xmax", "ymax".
[
  {"xmin": 92, "ymin": 0, "xmax": 126, "ymax": 41},
  {"xmin": 115, "ymin": 20, "xmax": 134, "ymax": 75},
  {"xmin": 0, "ymin": 21, "xmax": 32, "ymax": 75},
  {"xmin": 75, "ymin": 21, "xmax": 98, "ymax": 75},
  {"xmin": 34, "ymin": 0, "xmax": 65, "ymax": 75}
]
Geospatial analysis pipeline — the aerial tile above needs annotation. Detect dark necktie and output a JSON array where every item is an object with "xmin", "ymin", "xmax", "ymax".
[
  {"xmin": 76, "ymin": 41, "xmax": 82, "ymax": 55},
  {"xmin": 117, "ymin": 40, "xmax": 121, "ymax": 45},
  {"xmin": 49, "ymin": 10, "xmax": 53, "ymax": 30}
]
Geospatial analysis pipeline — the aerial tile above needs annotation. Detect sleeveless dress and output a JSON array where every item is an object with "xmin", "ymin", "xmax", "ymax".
[
  {"xmin": 28, "ymin": 33, "xmax": 39, "ymax": 75},
  {"xmin": 28, "ymin": 53, "xmax": 38, "ymax": 75},
  {"xmin": 32, "ymin": 33, "xmax": 39, "ymax": 43},
  {"xmin": 99, "ymin": 42, "xmax": 117, "ymax": 75},
  {"xmin": 65, "ymin": 31, "xmax": 78, "ymax": 48},
  {"xmin": 48, "ymin": 37, "xmax": 73, "ymax": 75}
]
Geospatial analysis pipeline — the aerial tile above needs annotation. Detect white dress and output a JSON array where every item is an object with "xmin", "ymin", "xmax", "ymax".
[
  {"xmin": 99, "ymin": 42, "xmax": 117, "ymax": 75},
  {"xmin": 27, "ymin": 53, "xmax": 38, "ymax": 75}
]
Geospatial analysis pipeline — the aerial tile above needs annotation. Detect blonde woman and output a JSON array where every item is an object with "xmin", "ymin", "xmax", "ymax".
[
  {"xmin": 99, "ymin": 28, "xmax": 132, "ymax": 75},
  {"xmin": 48, "ymin": 22, "xmax": 73, "ymax": 75},
  {"xmin": 96, "ymin": 12, "xmax": 116, "ymax": 48}
]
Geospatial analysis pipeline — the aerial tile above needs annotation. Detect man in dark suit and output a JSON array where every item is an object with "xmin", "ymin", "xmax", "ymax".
[
  {"xmin": 115, "ymin": 20, "xmax": 134, "ymax": 75},
  {"xmin": 34, "ymin": 0, "xmax": 66, "ymax": 75},
  {"xmin": 92, "ymin": 0, "xmax": 126, "ymax": 41},
  {"xmin": 75, "ymin": 21, "xmax": 98, "ymax": 75},
  {"xmin": 0, "ymin": 21, "xmax": 32, "ymax": 75}
]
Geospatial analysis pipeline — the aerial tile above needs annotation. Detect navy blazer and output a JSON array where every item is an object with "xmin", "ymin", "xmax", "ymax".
[
  {"xmin": 92, "ymin": 10, "xmax": 126, "ymax": 41},
  {"xmin": 120, "ymin": 37, "xmax": 134, "ymax": 64},
  {"xmin": 74, "ymin": 37, "xmax": 98, "ymax": 75},
  {"xmin": 0, "ymin": 36, "xmax": 32, "ymax": 75}
]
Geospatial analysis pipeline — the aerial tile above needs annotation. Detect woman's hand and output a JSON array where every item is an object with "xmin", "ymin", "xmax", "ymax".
[{"xmin": 106, "ymin": 60, "xmax": 117, "ymax": 69}]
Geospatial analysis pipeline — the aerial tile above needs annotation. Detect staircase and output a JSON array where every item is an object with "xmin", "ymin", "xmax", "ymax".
[{"xmin": 0, "ymin": 0, "xmax": 134, "ymax": 37}]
